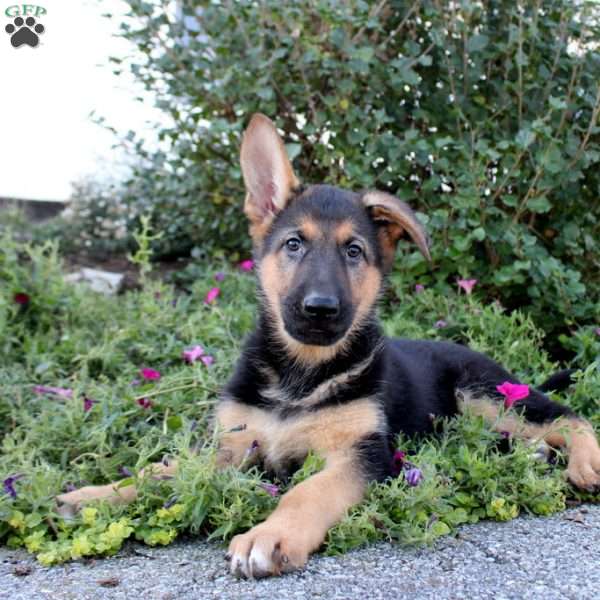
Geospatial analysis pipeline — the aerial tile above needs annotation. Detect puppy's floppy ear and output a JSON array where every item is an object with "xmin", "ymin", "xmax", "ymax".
[
  {"xmin": 362, "ymin": 191, "xmax": 431, "ymax": 269},
  {"xmin": 240, "ymin": 114, "xmax": 299, "ymax": 240}
]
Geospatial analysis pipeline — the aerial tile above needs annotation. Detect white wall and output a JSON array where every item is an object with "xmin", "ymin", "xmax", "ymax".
[{"xmin": 0, "ymin": 0, "xmax": 161, "ymax": 201}]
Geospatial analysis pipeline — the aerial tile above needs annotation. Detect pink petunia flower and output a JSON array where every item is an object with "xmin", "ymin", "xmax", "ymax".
[
  {"xmin": 457, "ymin": 278, "xmax": 478, "ymax": 295},
  {"xmin": 391, "ymin": 449, "xmax": 406, "ymax": 476},
  {"xmin": 239, "ymin": 259, "xmax": 254, "ymax": 272},
  {"xmin": 14, "ymin": 293, "xmax": 30, "ymax": 305},
  {"xmin": 200, "ymin": 355, "xmax": 214, "ymax": 367},
  {"xmin": 259, "ymin": 482, "xmax": 279, "ymax": 497},
  {"xmin": 140, "ymin": 368, "xmax": 161, "ymax": 381},
  {"xmin": 83, "ymin": 397, "xmax": 97, "ymax": 412},
  {"xmin": 204, "ymin": 287, "xmax": 220, "ymax": 304},
  {"xmin": 182, "ymin": 345, "xmax": 205, "ymax": 363},
  {"xmin": 137, "ymin": 398, "xmax": 153, "ymax": 409},
  {"xmin": 33, "ymin": 385, "xmax": 73, "ymax": 399},
  {"xmin": 245, "ymin": 439, "xmax": 260, "ymax": 460},
  {"xmin": 214, "ymin": 272, "xmax": 226, "ymax": 282},
  {"xmin": 496, "ymin": 381, "xmax": 530, "ymax": 409},
  {"xmin": 182, "ymin": 345, "xmax": 214, "ymax": 366},
  {"xmin": 415, "ymin": 284, "xmax": 425, "ymax": 294}
]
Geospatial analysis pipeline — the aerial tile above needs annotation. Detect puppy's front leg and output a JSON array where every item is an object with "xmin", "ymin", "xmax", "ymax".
[{"xmin": 228, "ymin": 452, "xmax": 365, "ymax": 578}]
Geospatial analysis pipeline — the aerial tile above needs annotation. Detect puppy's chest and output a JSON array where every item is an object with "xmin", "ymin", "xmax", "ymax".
[{"xmin": 219, "ymin": 396, "xmax": 383, "ymax": 472}]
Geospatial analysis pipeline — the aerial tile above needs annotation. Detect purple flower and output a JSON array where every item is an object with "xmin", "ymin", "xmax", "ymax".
[
  {"xmin": 163, "ymin": 496, "xmax": 179, "ymax": 509},
  {"xmin": 496, "ymin": 381, "xmax": 530, "ymax": 409},
  {"xmin": 200, "ymin": 355, "xmax": 214, "ymax": 367},
  {"xmin": 83, "ymin": 397, "xmax": 97, "ymax": 412},
  {"xmin": 415, "ymin": 284, "xmax": 425, "ymax": 294},
  {"xmin": 434, "ymin": 320, "xmax": 448, "ymax": 329},
  {"xmin": 500, "ymin": 430, "xmax": 511, "ymax": 439},
  {"xmin": 140, "ymin": 368, "xmax": 161, "ymax": 381},
  {"xmin": 404, "ymin": 467, "xmax": 423, "ymax": 487},
  {"xmin": 214, "ymin": 272, "xmax": 226, "ymax": 282},
  {"xmin": 137, "ymin": 398, "xmax": 153, "ymax": 409},
  {"xmin": 391, "ymin": 450, "xmax": 406, "ymax": 476},
  {"xmin": 131, "ymin": 379, "xmax": 141, "ymax": 387},
  {"xmin": 119, "ymin": 466, "xmax": 133, "ymax": 478},
  {"xmin": 595, "ymin": 327, "xmax": 600, "ymax": 337},
  {"xmin": 259, "ymin": 483, "xmax": 280, "ymax": 497},
  {"xmin": 245, "ymin": 439, "xmax": 260, "ymax": 460},
  {"xmin": 14, "ymin": 293, "xmax": 30, "ymax": 305},
  {"xmin": 204, "ymin": 287, "xmax": 220, "ymax": 304},
  {"xmin": 182, "ymin": 345, "xmax": 214, "ymax": 367},
  {"xmin": 3, "ymin": 474, "xmax": 23, "ymax": 499},
  {"xmin": 33, "ymin": 385, "xmax": 73, "ymax": 398},
  {"xmin": 239, "ymin": 259, "xmax": 254, "ymax": 272},
  {"xmin": 457, "ymin": 278, "xmax": 477, "ymax": 295},
  {"xmin": 182, "ymin": 345, "xmax": 205, "ymax": 363}
]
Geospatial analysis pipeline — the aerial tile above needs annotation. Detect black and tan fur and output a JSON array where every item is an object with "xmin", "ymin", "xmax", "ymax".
[{"xmin": 57, "ymin": 114, "xmax": 600, "ymax": 579}]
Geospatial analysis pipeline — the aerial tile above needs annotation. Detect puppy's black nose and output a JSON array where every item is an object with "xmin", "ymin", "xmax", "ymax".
[{"xmin": 302, "ymin": 294, "xmax": 340, "ymax": 319}]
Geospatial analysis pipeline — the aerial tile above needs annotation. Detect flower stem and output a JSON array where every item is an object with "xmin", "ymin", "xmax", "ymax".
[{"xmin": 134, "ymin": 381, "xmax": 218, "ymax": 401}]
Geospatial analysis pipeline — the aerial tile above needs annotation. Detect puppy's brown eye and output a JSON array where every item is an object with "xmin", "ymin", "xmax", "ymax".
[
  {"xmin": 346, "ymin": 244, "xmax": 363, "ymax": 259},
  {"xmin": 286, "ymin": 238, "xmax": 302, "ymax": 252}
]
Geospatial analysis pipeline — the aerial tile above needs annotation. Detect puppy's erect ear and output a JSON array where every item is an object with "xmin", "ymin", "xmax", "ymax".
[
  {"xmin": 362, "ymin": 191, "xmax": 431, "ymax": 269},
  {"xmin": 240, "ymin": 114, "xmax": 299, "ymax": 240}
]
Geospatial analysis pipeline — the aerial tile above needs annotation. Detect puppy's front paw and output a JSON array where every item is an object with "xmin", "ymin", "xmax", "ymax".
[
  {"xmin": 567, "ymin": 445, "xmax": 600, "ymax": 492},
  {"xmin": 228, "ymin": 523, "xmax": 309, "ymax": 578}
]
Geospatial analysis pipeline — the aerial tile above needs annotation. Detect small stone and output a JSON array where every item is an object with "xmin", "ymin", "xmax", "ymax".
[
  {"xmin": 65, "ymin": 268, "xmax": 124, "ymax": 295},
  {"xmin": 12, "ymin": 564, "xmax": 33, "ymax": 576},
  {"xmin": 97, "ymin": 576, "xmax": 120, "ymax": 587}
]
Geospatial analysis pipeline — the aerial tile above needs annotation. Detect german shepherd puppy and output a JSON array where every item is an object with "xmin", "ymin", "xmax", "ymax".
[{"xmin": 57, "ymin": 114, "xmax": 600, "ymax": 579}]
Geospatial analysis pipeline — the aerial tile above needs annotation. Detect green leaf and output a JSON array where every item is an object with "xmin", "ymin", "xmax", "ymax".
[
  {"xmin": 516, "ymin": 129, "xmax": 536, "ymax": 149},
  {"xmin": 472, "ymin": 227, "xmax": 486, "ymax": 241},
  {"xmin": 549, "ymin": 96, "xmax": 567, "ymax": 110},
  {"xmin": 467, "ymin": 34, "xmax": 489, "ymax": 52},
  {"xmin": 540, "ymin": 144, "xmax": 564, "ymax": 174},
  {"xmin": 285, "ymin": 143, "xmax": 302, "ymax": 161},
  {"xmin": 527, "ymin": 196, "xmax": 551, "ymax": 213}
]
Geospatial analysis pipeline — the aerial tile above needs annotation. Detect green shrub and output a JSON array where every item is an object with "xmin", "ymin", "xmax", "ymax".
[
  {"xmin": 79, "ymin": 0, "xmax": 600, "ymax": 342},
  {"xmin": 0, "ymin": 236, "xmax": 597, "ymax": 565}
]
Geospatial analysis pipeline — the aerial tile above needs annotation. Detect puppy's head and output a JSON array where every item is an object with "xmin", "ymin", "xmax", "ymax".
[{"xmin": 240, "ymin": 114, "xmax": 430, "ymax": 364}]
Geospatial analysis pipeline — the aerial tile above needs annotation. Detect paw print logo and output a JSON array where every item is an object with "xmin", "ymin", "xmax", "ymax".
[{"xmin": 5, "ymin": 16, "xmax": 45, "ymax": 48}]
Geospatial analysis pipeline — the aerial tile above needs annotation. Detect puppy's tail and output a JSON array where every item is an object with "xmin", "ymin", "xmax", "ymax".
[{"xmin": 537, "ymin": 369, "xmax": 577, "ymax": 393}]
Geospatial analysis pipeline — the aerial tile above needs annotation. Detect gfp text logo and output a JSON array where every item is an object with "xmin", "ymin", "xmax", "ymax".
[{"xmin": 4, "ymin": 4, "xmax": 46, "ymax": 47}]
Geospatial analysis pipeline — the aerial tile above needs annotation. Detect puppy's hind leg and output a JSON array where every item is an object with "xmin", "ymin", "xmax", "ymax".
[
  {"xmin": 55, "ymin": 459, "xmax": 178, "ymax": 519},
  {"xmin": 459, "ymin": 386, "xmax": 600, "ymax": 492}
]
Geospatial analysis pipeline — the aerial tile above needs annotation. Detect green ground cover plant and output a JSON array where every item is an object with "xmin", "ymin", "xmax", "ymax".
[{"xmin": 1, "ymin": 234, "xmax": 598, "ymax": 566}]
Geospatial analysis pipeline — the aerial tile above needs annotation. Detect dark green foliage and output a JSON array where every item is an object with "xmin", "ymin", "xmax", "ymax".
[{"xmin": 70, "ymin": 0, "xmax": 600, "ymax": 341}]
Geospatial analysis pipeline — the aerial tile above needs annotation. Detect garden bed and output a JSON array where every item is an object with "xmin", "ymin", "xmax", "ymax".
[{"xmin": 0, "ymin": 235, "xmax": 598, "ymax": 566}]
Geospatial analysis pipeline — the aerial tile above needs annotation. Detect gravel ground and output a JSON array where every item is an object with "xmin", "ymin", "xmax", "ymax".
[{"xmin": 1, "ymin": 505, "xmax": 599, "ymax": 600}]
